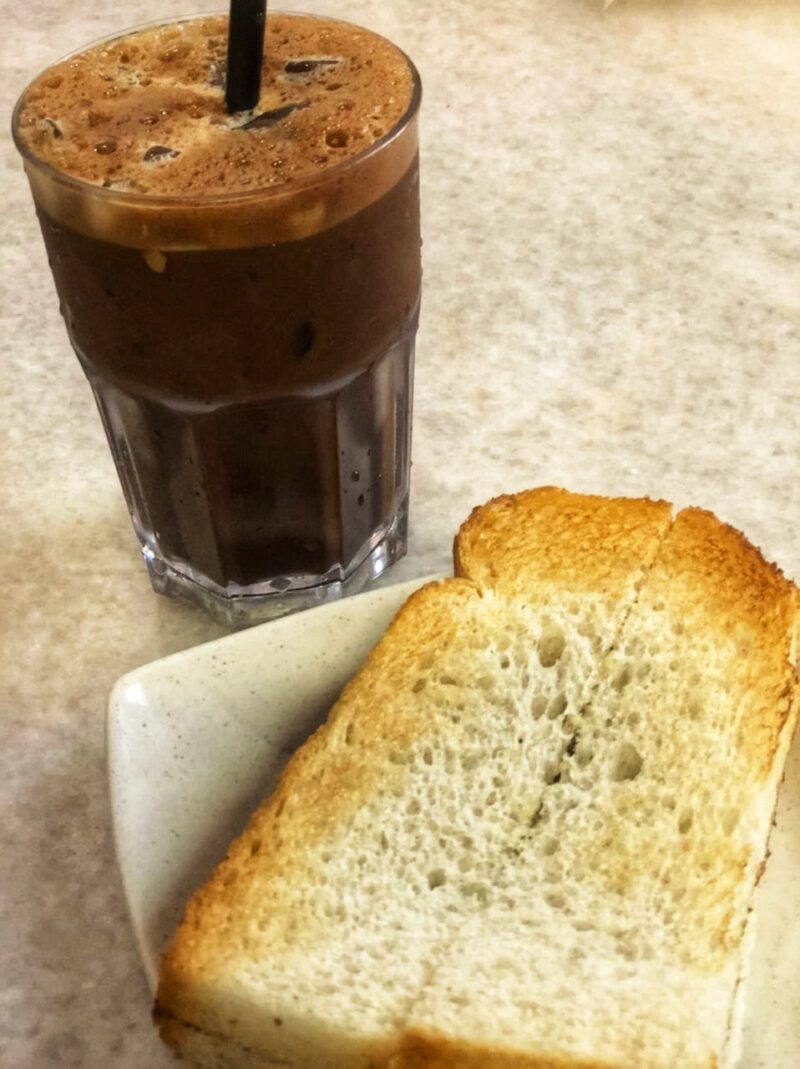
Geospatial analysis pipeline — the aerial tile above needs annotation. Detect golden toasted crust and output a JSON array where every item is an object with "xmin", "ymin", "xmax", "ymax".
[
  {"xmin": 387, "ymin": 1030, "xmax": 693, "ymax": 1069},
  {"xmin": 641, "ymin": 507, "xmax": 798, "ymax": 780},
  {"xmin": 650, "ymin": 507, "xmax": 796, "ymax": 636},
  {"xmin": 396, "ymin": 1039, "xmax": 620, "ymax": 1069},
  {"xmin": 390, "ymin": 1030, "xmax": 679, "ymax": 1069},
  {"xmin": 455, "ymin": 487, "xmax": 672, "ymax": 601}
]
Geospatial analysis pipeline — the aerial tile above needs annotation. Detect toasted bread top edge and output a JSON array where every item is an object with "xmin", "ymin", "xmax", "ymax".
[{"xmin": 454, "ymin": 487, "xmax": 673, "ymax": 601}]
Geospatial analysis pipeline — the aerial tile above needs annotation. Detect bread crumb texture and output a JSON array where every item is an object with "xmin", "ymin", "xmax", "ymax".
[{"xmin": 155, "ymin": 487, "xmax": 799, "ymax": 1069}]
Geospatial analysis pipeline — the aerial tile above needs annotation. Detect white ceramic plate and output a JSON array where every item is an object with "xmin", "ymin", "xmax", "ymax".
[{"xmin": 108, "ymin": 577, "xmax": 800, "ymax": 1067}]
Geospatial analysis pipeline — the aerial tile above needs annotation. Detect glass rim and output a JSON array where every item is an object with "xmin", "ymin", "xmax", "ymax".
[{"xmin": 11, "ymin": 8, "xmax": 422, "ymax": 209}]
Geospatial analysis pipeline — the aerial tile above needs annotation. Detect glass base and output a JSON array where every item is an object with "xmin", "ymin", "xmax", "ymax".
[{"xmin": 140, "ymin": 499, "xmax": 408, "ymax": 628}]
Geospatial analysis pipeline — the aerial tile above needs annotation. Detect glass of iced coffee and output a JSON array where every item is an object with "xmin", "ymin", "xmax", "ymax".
[{"xmin": 12, "ymin": 13, "xmax": 421, "ymax": 626}]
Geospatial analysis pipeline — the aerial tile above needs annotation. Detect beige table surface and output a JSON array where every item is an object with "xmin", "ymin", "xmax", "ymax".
[{"xmin": 2, "ymin": 1, "xmax": 800, "ymax": 1065}]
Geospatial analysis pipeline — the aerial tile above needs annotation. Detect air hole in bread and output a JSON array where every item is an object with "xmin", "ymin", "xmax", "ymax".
[
  {"xmin": 274, "ymin": 798, "xmax": 286, "ymax": 818},
  {"xmin": 427, "ymin": 868, "xmax": 446, "ymax": 890},
  {"xmin": 249, "ymin": 839, "xmax": 262, "ymax": 857},
  {"xmin": 411, "ymin": 678, "xmax": 426, "ymax": 693},
  {"xmin": 543, "ymin": 760, "xmax": 561, "ymax": 785},
  {"xmin": 344, "ymin": 723, "xmax": 355, "ymax": 745},
  {"xmin": 611, "ymin": 743, "xmax": 643, "ymax": 781},
  {"xmin": 422, "ymin": 746, "xmax": 433, "ymax": 765},
  {"xmin": 721, "ymin": 808, "xmax": 739, "ymax": 835},
  {"xmin": 678, "ymin": 809, "xmax": 693, "ymax": 834},
  {"xmin": 446, "ymin": 994, "xmax": 471, "ymax": 1008},
  {"xmin": 462, "ymin": 882, "xmax": 489, "ymax": 904},
  {"xmin": 538, "ymin": 627, "xmax": 565, "ymax": 667},
  {"xmin": 576, "ymin": 742, "xmax": 594, "ymax": 768},
  {"xmin": 462, "ymin": 753, "xmax": 480, "ymax": 771},
  {"xmin": 546, "ymin": 892, "xmax": 565, "ymax": 909},
  {"xmin": 500, "ymin": 655, "xmax": 511, "ymax": 669},
  {"xmin": 612, "ymin": 666, "xmax": 632, "ymax": 692},
  {"xmin": 687, "ymin": 700, "xmax": 702, "ymax": 720},
  {"xmin": 531, "ymin": 695, "xmax": 548, "ymax": 719},
  {"xmin": 547, "ymin": 693, "xmax": 568, "ymax": 720},
  {"xmin": 439, "ymin": 674, "xmax": 458, "ymax": 686},
  {"xmin": 541, "ymin": 836, "xmax": 559, "ymax": 856},
  {"xmin": 494, "ymin": 955, "xmax": 518, "ymax": 973},
  {"xmin": 562, "ymin": 714, "xmax": 578, "ymax": 737},
  {"xmin": 419, "ymin": 652, "xmax": 435, "ymax": 670}
]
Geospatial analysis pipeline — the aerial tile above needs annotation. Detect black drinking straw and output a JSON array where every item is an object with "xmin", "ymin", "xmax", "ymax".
[{"xmin": 225, "ymin": 0, "xmax": 267, "ymax": 113}]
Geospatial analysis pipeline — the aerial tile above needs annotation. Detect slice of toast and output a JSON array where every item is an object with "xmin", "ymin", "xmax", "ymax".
[
  {"xmin": 155, "ymin": 488, "xmax": 798, "ymax": 1069},
  {"xmin": 396, "ymin": 506, "xmax": 799, "ymax": 1068}
]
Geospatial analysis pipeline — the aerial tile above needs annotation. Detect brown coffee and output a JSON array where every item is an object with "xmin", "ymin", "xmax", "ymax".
[{"xmin": 14, "ymin": 13, "xmax": 421, "ymax": 623}]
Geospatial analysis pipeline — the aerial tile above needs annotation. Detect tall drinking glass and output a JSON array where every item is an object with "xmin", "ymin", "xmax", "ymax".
[{"xmin": 13, "ymin": 12, "xmax": 421, "ymax": 625}]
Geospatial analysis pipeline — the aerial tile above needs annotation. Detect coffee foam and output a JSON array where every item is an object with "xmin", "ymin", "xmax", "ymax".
[{"xmin": 15, "ymin": 13, "xmax": 418, "ymax": 249}]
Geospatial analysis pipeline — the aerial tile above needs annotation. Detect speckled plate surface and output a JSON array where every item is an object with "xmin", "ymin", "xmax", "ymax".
[{"xmin": 108, "ymin": 578, "xmax": 800, "ymax": 1067}]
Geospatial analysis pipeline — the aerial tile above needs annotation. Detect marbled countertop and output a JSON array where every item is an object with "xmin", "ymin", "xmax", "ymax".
[{"xmin": 2, "ymin": 1, "xmax": 799, "ymax": 1065}]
